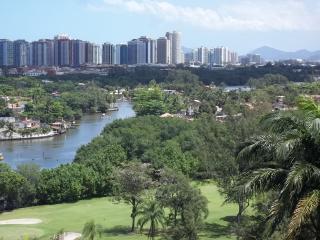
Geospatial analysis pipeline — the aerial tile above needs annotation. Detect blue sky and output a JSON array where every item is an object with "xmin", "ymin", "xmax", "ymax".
[{"xmin": 1, "ymin": 0, "xmax": 319, "ymax": 54}]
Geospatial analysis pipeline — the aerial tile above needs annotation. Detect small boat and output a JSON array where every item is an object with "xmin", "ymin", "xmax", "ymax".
[{"xmin": 0, "ymin": 153, "xmax": 4, "ymax": 161}]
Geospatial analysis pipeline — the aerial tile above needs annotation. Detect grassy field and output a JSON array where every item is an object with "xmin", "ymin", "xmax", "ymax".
[{"xmin": 0, "ymin": 183, "xmax": 238, "ymax": 240}]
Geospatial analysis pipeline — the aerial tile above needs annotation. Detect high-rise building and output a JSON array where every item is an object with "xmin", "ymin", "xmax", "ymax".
[
  {"xmin": 138, "ymin": 36, "xmax": 150, "ymax": 64},
  {"xmin": 157, "ymin": 37, "xmax": 171, "ymax": 64},
  {"xmin": 136, "ymin": 40, "xmax": 146, "ymax": 64},
  {"xmin": 149, "ymin": 39, "xmax": 157, "ymax": 64},
  {"xmin": 0, "ymin": 39, "xmax": 14, "ymax": 66},
  {"xmin": 127, "ymin": 39, "xmax": 146, "ymax": 65},
  {"xmin": 13, "ymin": 40, "xmax": 29, "ymax": 67},
  {"xmin": 120, "ymin": 44, "xmax": 128, "ymax": 65},
  {"xmin": 230, "ymin": 51, "xmax": 238, "ymax": 65},
  {"xmin": 198, "ymin": 46, "xmax": 209, "ymax": 65},
  {"xmin": 102, "ymin": 43, "xmax": 114, "ymax": 65},
  {"xmin": 192, "ymin": 48, "xmax": 198, "ymax": 63},
  {"xmin": 128, "ymin": 40, "xmax": 137, "ymax": 65},
  {"xmin": 166, "ymin": 31, "xmax": 182, "ymax": 64},
  {"xmin": 115, "ymin": 44, "xmax": 121, "ymax": 65},
  {"xmin": 85, "ymin": 42, "xmax": 93, "ymax": 64},
  {"xmin": 247, "ymin": 54, "xmax": 262, "ymax": 64},
  {"xmin": 71, "ymin": 40, "xmax": 86, "ymax": 67},
  {"xmin": 31, "ymin": 39, "xmax": 54, "ymax": 66},
  {"xmin": 92, "ymin": 44, "xmax": 101, "ymax": 65},
  {"xmin": 54, "ymin": 34, "xmax": 71, "ymax": 66},
  {"xmin": 213, "ymin": 47, "xmax": 228, "ymax": 65}
]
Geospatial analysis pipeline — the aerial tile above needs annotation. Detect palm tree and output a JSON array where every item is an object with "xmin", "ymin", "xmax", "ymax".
[
  {"xmin": 82, "ymin": 220, "xmax": 102, "ymax": 240},
  {"xmin": 137, "ymin": 199, "xmax": 165, "ymax": 240},
  {"xmin": 236, "ymin": 96, "xmax": 320, "ymax": 239}
]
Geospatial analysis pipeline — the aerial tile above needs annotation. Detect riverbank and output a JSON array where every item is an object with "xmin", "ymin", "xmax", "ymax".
[
  {"xmin": 0, "ymin": 130, "xmax": 57, "ymax": 141},
  {"xmin": 0, "ymin": 102, "xmax": 135, "ymax": 168}
]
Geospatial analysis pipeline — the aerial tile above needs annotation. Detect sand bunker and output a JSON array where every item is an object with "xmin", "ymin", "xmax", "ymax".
[
  {"xmin": 62, "ymin": 232, "xmax": 82, "ymax": 240},
  {"xmin": 0, "ymin": 218, "xmax": 42, "ymax": 225}
]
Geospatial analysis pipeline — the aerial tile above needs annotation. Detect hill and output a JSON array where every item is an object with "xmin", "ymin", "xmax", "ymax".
[{"xmin": 251, "ymin": 46, "xmax": 320, "ymax": 61}]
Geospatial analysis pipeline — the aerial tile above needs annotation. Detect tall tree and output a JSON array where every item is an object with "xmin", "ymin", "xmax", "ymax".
[{"xmin": 113, "ymin": 163, "xmax": 152, "ymax": 232}]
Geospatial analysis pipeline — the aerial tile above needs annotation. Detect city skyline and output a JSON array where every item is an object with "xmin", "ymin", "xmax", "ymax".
[
  {"xmin": 1, "ymin": 32, "xmax": 247, "ymax": 68},
  {"xmin": 1, "ymin": 0, "xmax": 319, "ymax": 54}
]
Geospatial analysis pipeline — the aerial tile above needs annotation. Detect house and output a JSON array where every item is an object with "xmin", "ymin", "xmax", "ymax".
[
  {"xmin": 50, "ymin": 121, "xmax": 68, "ymax": 133},
  {"xmin": 186, "ymin": 100, "xmax": 201, "ymax": 116},
  {"xmin": 16, "ymin": 119, "xmax": 40, "ymax": 129}
]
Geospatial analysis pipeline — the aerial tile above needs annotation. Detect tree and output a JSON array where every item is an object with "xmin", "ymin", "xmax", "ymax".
[
  {"xmin": 137, "ymin": 199, "xmax": 165, "ymax": 240},
  {"xmin": 113, "ymin": 163, "xmax": 152, "ymax": 232},
  {"xmin": 82, "ymin": 220, "xmax": 102, "ymax": 240},
  {"xmin": 0, "ymin": 171, "xmax": 26, "ymax": 211},
  {"xmin": 156, "ymin": 169, "xmax": 208, "ymax": 240},
  {"xmin": 133, "ymin": 86, "xmax": 166, "ymax": 116},
  {"xmin": 236, "ymin": 96, "xmax": 320, "ymax": 239}
]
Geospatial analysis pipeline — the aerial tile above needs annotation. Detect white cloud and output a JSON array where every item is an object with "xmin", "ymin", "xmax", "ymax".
[{"xmin": 88, "ymin": 0, "xmax": 320, "ymax": 31}]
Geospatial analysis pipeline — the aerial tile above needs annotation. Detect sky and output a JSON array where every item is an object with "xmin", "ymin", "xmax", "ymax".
[{"xmin": 1, "ymin": 0, "xmax": 319, "ymax": 54}]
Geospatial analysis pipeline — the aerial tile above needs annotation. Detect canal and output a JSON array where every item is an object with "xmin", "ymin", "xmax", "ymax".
[{"xmin": 0, "ymin": 101, "xmax": 135, "ymax": 169}]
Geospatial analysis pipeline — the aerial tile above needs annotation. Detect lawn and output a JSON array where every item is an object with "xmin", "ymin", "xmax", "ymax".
[{"xmin": 0, "ymin": 183, "xmax": 238, "ymax": 240}]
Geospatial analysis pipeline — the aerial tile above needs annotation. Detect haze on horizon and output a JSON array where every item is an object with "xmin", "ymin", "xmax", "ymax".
[{"xmin": 1, "ymin": 0, "xmax": 319, "ymax": 54}]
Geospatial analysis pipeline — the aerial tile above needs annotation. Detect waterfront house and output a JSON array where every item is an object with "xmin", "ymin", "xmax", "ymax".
[
  {"xmin": 17, "ymin": 119, "xmax": 41, "ymax": 129},
  {"xmin": 51, "ymin": 121, "xmax": 68, "ymax": 134}
]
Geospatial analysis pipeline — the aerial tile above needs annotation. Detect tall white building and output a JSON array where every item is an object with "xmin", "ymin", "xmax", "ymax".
[
  {"xmin": 166, "ymin": 31, "xmax": 182, "ymax": 64},
  {"xmin": 198, "ymin": 46, "xmax": 209, "ymax": 65},
  {"xmin": 115, "ymin": 44, "xmax": 122, "ymax": 65},
  {"xmin": 92, "ymin": 44, "xmax": 101, "ymax": 65}
]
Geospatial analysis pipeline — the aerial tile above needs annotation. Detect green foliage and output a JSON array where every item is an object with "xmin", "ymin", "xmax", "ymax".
[
  {"xmin": 82, "ymin": 220, "xmax": 102, "ymax": 240},
  {"xmin": 37, "ymin": 164, "xmax": 99, "ymax": 204},
  {"xmin": 248, "ymin": 74, "xmax": 289, "ymax": 88},
  {"xmin": 0, "ymin": 170, "xmax": 26, "ymax": 211},
  {"xmin": 137, "ymin": 199, "xmax": 165, "ymax": 239},
  {"xmin": 236, "ymin": 97, "xmax": 320, "ymax": 239},
  {"xmin": 157, "ymin": 170, "xmax": 208, "ymax": 240},
  {"xmin": 133, "ymin": 86, "xmax": 167, "ymax": 116},
  {"xmin": 113, "ymin": 162, "xmax": 153, "ymax": 232}
]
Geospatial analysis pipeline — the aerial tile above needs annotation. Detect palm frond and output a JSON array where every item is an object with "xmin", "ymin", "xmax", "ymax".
[
  {"xmin": 267, "ymin": 199, "xmax": 287, "ymax": 234},
  {"xmin": 286, "ymin": 190, "xmax": 320, "ymax": 240},
  {"xmin": 261, "ymin": 112, "xmax": 302, "ymax": 134},
  {"xmin": 242, "ymin": 168, "xmax": 287, "ymax": 197},
  {"xmin": 237, "ymin": 135, "xmax": 276, "ymax": 164},
  {"xmin": 281, "ymin": 163, "xmax": 320, "ymax": 202},
  {"xmin": 297, "ymin": 96, "xmax": 320, "ymax": 118}
]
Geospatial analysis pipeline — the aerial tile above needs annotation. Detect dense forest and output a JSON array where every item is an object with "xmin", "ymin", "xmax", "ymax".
[{"xmin": 41, "ymin": 64, "xmax": 319, "ymax": 87}]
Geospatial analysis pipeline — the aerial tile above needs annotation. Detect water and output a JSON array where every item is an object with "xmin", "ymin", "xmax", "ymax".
[{"xmin": 0, "ymin": 102, "xmax": 135, "ymax": 169}]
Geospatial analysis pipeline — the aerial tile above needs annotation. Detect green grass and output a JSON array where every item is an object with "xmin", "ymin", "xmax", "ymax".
[{"xmin": 0, "ymin": 183, "xmax": 238, "ymax": 240}]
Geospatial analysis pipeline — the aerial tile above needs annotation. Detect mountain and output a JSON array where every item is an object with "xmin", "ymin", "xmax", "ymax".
[{"xmin": 251, "ymin": 46, "xmax": 320, "ymax": 61}]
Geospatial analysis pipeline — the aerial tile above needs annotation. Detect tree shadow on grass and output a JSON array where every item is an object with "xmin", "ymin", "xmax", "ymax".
[
  {"xmin": 102, "ymin": 225, "xmax": 132, "ymax": 236},
  {"xmin": 202, "ymin": 216, "xmax": 236, "ymax": 238}
]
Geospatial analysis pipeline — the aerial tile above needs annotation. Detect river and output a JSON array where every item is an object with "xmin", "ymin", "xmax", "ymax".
[{"xmin": 0, "ymin": 101, "xmax": 135, "ymax": 169}]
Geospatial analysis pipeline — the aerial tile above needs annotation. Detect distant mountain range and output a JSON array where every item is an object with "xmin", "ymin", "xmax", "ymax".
[{"xmin": 250, "ymin": 46, "xmax": 320, "ymax": 61}]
